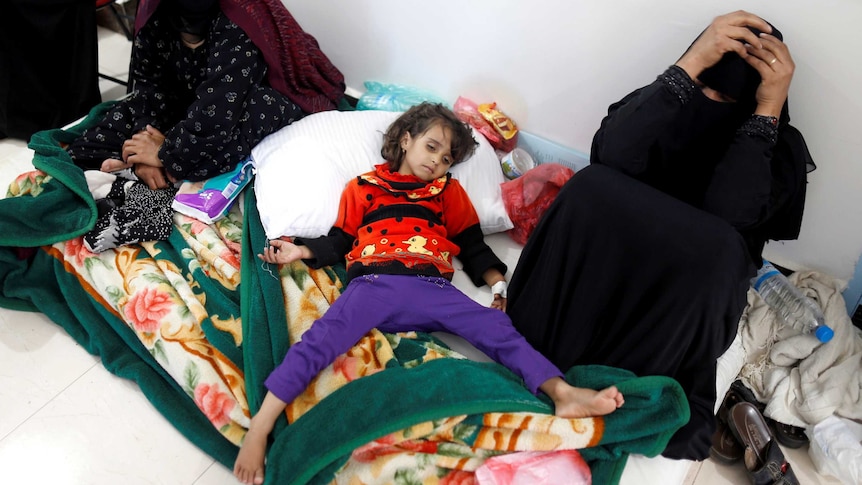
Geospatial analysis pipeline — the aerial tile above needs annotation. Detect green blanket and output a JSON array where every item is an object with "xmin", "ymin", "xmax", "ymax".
[{"xmin": 0, "ymin": 103, "xmax": 690, "ymax": 485}]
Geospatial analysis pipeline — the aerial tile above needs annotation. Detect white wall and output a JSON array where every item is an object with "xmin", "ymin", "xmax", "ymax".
[{"xmin": 285, "ymin": 0, "xmax": 862, "ymax": 281}]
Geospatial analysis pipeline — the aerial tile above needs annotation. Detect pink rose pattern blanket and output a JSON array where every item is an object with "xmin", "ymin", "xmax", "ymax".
[{"xmin": 2, "ymin": 157, "xmax": 687, "ymax": 485}]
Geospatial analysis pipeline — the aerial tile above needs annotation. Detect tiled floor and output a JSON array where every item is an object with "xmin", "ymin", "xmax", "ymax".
[
  {"xmin": 0, "ymin": 27, "xmax": 844, "ymax": 485},
  {"xmin": 0, "ymin": 27, "xmax": 237, "ymax": 485}
]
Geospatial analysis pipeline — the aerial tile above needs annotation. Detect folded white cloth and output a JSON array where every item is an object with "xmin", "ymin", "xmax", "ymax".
[{"xmin": 737, "ymin": 270, "xmax": 862, "ymax": 427}]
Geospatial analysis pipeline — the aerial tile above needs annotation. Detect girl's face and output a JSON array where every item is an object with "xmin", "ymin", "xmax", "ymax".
[{"xmin": 398, "ymin": 123, "xmax": 454, "ymax": 181}]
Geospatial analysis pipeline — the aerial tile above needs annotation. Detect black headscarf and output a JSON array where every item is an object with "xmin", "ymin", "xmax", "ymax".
[
  {"xmin": 134, "ymin": 0, "xmax": 345, "ymax": 113},
  {"xmin": 671, "ymin": 21, "xmax": 814, "ymax": 259},
  {"xmin": 162, "ymin": 0, "xmax": 219, "ymax": 36},
  {"xmin": 699, "ymin": 23, "xmax": 782, "ymax": 106},
  {"xmin": 670, "ymin": 22, "xmax": 784, "ymax": 155}
]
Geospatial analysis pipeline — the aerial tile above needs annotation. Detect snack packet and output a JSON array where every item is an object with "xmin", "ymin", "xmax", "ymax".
[
  {"xmin": 453, "ymin": 96, "xmax": 518, "ymax": 152},
  {"xmin": 478, "ymin": 102, "xmax": 518, "ymax": 142}
]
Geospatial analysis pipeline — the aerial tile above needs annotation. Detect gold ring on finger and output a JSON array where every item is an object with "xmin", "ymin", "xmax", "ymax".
[{"xmin": 770, "ymin": 58, "xmax": 778, "ymax": 65}]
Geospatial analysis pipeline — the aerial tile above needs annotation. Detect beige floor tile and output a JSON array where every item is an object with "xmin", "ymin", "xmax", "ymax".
[
  {"xmin": 0, "ymin": 310, "xmax": 98, "ymax": 439},
  {"xmin": 193, "ymin": 461, "xmax": 237, "ymax": 485},
  {"xmin": 690, "ymin": 445, "xmax": 843, "ymax": 485},
  {"xmin": 620, "ymin": 454, "xmax": 693, "ymax": 484},
  {"xmin": 0, "ymin": 139, "xmax": 28, "ymax": 161},
  {"xmin": 0, "ymin": 363, "xmax": 216, "ymax": 485},
  {"xmin": 97, "ymin": 25, "xmax": 134, "ymax": 103},
  {"xmin": 0, "ymin": 152, "xmax": 35, "ymax": 191}
]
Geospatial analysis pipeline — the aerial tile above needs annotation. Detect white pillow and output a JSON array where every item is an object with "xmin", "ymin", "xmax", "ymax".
[{"xmin": 251, "ymin": 110, "xmax": 513, "ymax": 239}]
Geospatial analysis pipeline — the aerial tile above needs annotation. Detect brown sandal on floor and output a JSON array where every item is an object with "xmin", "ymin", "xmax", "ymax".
[
  {"xmin": 723, "ymin": 380, "xmax": 809, "ymax": 450},
  {"xmin": 728, "ymin": 402, "xmax": 799, "ymax": 485},
  {"xmin": 710, "ymin": 420, "xmax": 744, "ymax": 464},
  {"xmin": 710, "ymin": 380, "xmax": 751, "ymax": 464}
]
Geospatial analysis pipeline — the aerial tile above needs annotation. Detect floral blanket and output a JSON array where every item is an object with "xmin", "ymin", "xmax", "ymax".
[{"xmin": 0, "ymin": 104, "xmax": 690, "ymax": 485}]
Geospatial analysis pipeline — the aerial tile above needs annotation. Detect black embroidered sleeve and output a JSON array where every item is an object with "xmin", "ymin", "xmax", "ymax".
[
  {"xmin": 737, "ymin": 115, "xmax": 779, "ymax": 144},
  {"xmin": 658, "ymin": 65, "xmax": 697, "ymax": 105}
]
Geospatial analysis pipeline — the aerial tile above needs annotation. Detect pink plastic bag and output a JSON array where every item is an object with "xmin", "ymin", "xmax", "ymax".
[
  {"xmin": 501, "ymin": 163, "xmax": 575, "ymax": 245},
  {"xmin": 453, "ymin": 96, "xmax": 518, "ymax": 153},
  {"xmin": 475, "ymin": 449, "xmax": 591, "ymax": 485}
]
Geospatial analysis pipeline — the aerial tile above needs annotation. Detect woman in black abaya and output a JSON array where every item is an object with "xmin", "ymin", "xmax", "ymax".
[{"xmin": 506, "ymin": 11, "xmax": 814, "ymax": 460}]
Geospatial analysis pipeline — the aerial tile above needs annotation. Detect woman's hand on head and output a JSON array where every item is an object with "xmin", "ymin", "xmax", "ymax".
[
  {"xmin": 122, "ymin": 125, "xmax": 166, "ymax": 168},
  {"xmin": 258, "ymin": 238, "xmax": 309, "ymax": 265},
  {"xmin": 745, "ymin": 34, "xmax": 794, "ymax": 117},
  {"xmin": 676, "ymin": 10, "xmax": 773, "ymax": 81}
]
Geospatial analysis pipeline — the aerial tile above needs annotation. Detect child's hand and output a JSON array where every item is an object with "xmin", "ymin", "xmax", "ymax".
[
  {"xmin": 258, "ymin": 238, "xmax": 308, "ymax": 265},
  {"xmin": 488, "ymin": 278, "xmax": 508, "ymax": 311},
  {"xmin": 491, "ymin": 294, "xmax": 507, "ymax": 312}
]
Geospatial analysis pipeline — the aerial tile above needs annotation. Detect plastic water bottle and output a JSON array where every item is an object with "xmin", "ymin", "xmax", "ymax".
[{"xmin": 751, "ymin": 260, "xmax": 834, "ymax": 343}]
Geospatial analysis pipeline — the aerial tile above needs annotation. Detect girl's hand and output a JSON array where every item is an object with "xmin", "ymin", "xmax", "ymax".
[
  {"xmin": 491, "ymin": 294, "xmax": 507, "ymax": 312},
  {"xmin": 123, "ymin": 125, "xmax": 166, "ymax": 168},
  {"xmin": 487, "ymin": 277, "xmax": 508, "ymax": 311},
  {"xmin": 676, "ymin": 10, "xmax": 772, "ymax": 81},
  {"xmin": 744, "ymin": 33, "xmax": 794, "ymax": 117},
  {"xmin": 258, "ymin": 238, "xmax": 309, "ymax": 265}
]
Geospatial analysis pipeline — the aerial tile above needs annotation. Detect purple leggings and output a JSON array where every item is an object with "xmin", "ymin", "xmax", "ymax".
[{"xmin": 264, "ymin": 274, "xmax": 563, "ymax": 404}]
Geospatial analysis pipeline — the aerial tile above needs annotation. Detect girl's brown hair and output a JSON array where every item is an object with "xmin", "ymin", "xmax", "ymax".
[{"xmin": 380, "ymin": 102, "xmax": 478, "ymax": 172}]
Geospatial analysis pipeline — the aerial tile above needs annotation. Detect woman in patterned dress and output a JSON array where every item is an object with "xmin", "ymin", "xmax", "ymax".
[{"xmin": 66, "ymin": 0, "xmax": 344, "ymax": 251}]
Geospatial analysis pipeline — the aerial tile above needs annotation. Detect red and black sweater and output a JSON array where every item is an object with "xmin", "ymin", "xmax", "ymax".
[{"xmin": 297, "ymin": 164, "xmax": 506, "ymax": 286}]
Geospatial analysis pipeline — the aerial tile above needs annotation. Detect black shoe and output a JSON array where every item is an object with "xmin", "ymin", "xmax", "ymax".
[
  {"xmin": 767, "ymin": 418, "xmax": 809, "ymax": 449},
  {"xmin": 728, "ymin": 402, "xmax": 799, "ymax": 485},
  {"xmin": 728, "ymin": 380, "xmax": 809, "ymax": 449},
  {"xmin": 710, "ymin": 380, "xmax": 754, "ymax": 464}
]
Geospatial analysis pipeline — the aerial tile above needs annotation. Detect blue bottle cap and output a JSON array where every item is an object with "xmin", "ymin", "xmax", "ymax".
[{"xmin": 815, "ymin": 325, "xmax": 834, "ymax": 343}]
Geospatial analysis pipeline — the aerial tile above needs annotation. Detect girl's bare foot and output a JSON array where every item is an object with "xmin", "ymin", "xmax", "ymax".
[
  {"xmin": 234, "ymin": 392, "xmax": 287, "ymax": 484},
  {"xmin": 233, "ymin": 427, "xmax": 267, "ymax": 485},
  {"xmin": 540, "ymin": 377, "xmax": 624, "ymax": 418}
]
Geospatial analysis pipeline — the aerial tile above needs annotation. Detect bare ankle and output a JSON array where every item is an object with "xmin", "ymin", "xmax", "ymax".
[{"xmin": 539, "ymin": 376, "xmax": 568, "ymax": 399}]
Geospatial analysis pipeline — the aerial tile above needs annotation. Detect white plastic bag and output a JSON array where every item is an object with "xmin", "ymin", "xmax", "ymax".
[
  {"xmin": 807, "ymin": 415, "xmax": 862, "ymax": 485},
  {"xmin": 475, "ymin": 449, "xmax": 591, "ymax": 485}
]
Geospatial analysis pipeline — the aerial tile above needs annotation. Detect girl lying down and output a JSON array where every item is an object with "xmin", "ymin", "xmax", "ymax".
[{"xmin": 233, "ymin": 102, "xmax": 624, "ymax": 484}]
